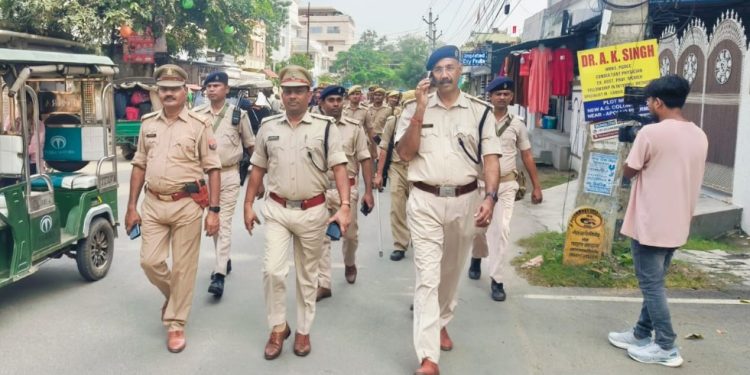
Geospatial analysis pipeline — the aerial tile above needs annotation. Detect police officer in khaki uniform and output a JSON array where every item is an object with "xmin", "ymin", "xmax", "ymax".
[
  {"xmin": 343, "ymin": 85, "xmax": 376, "ymax": 159},
  {"xmin": 387, "ymin": 90, "xmax": 403, "ymax": 117},
  {"xmin": 364, "ymin": 87, "xmax": 392, "ymax": 146},
  {"xmin": 125, "ymin": 64, "xmax": 222, "ymax": 353},
  {"xmin": 243, "ymin": 65, "xmax": 352, "ymax": 360},
  {"xmin": 470, "ymin": 77, "xmax": 543, "ymax": 301},
  {"xmin": 193, "ymin": 71, "xmax": 256, "ymax": 298},
  {"xmin": 395, "ymin": 46, "xmax": 502, "ymax": 375},
  {"xmin": 315, "ymin": 85, "xmax": 374, "ymax": 301},
  {"xmin": 374, "ymin": 90, "xmax": 415, "ymax": 261}
]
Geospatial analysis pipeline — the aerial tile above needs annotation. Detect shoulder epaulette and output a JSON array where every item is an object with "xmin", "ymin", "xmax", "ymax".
[
  {"xmin": 310, "ymin": 113, "xmax": 335, "ymax": 123},
  {"xmin": 343, "ymin": 116, "xmax": 361, "ymax": 126},
  {"xmin": 192, "ymin": 103, "xmax": 209, "ymax": 112},
  {"xmin": 467, "ymin": 94, "xmax": 492, "ymax": 108},
  {"xmin": 141, "ymin": 111, "xmax": 159, "ymax": 120},
  {"xmin": 188, "ymin": 111, "xmax": 211, "ymax": 127},
  {"xmin": 261, "ymin": 113, "xmax": 284, "ymax": 125}
]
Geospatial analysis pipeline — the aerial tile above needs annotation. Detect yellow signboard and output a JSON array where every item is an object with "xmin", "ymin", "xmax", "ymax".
[
  {"xmin": 563, "ymin": 207, "xmax": 606, "ymax": 265},
  {"xmin": 577, "ymin": 39, "xmax": 660, "ymax": 102}
]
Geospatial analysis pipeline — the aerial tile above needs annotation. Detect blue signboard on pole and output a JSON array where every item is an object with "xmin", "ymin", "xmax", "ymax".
[{"xmin": 462, "ymin": 51, "xmax": 488, "ymax": 66}]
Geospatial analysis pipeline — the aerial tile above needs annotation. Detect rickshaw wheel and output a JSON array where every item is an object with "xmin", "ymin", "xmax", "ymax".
[{"xmin": 76, "ymin": 217, "xmax": 115, "ymax": 281}]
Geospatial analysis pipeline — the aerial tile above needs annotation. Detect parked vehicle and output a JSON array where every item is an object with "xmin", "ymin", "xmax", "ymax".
[
  {"xmin": 0, "ymin": 48, "xmax": 119, "ymax": 287},
  {"xmin": 113, "ymin": 77, "xmax": 160, "ymax": 160}
]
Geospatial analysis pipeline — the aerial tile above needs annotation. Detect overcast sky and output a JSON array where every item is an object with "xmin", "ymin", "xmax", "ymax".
[{"xmin": 302, "ymin": 0, "xmax": 549, "ymax": 45}]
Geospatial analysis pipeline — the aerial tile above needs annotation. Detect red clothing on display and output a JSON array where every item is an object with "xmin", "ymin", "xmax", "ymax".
[
  {"xmin": 519, "ymin": 52, "xmax": 531, "ymax": 76},
  {"xmin": 552, "ymin": 48, "xmax": 574, "ymax": 97},
  {"xmin": 527, "ymin": 47, "xmax": 552, "ymax": 115}
]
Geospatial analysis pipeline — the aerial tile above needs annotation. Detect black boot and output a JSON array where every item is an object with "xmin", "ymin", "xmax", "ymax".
[
  {"xmin": 390, "ymin": 250, "xmax": 405, "ymax": 261},
  {"xmin": 468, "ymin": 258, "xmax": 482, "ymax": 280},
  {"xmin": 227, "ymin": 259, "xmax": 232, "ymax": 275},
  {"xmin": 491, "ymin": 279, "xmax": 506, "ymax": 302},
  {"xmin": 209, "ymin": 273, "xmax": 225, "ymax": 298}
]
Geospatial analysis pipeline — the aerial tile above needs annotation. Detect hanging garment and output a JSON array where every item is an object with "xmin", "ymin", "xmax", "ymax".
[
  {"xmin": 552, "ymin": 48, "xmax": 574, "ymax": 97},
  {"xmin": 527, "ymin": 47, "xmax": 553, "ymax": 115}
]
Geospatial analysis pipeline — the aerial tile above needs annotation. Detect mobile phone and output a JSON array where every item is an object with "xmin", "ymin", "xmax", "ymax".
[
  {"xmin": 427, "ymin": 71, "xmax": 436, "ymax": 87},
  {"xmin": 326, "ymin": 222, "xmax": 341, "ymax": 241},
  {"xmin": 360, "ymin": 201, "xmax": 372, "ymax": 216},
  {"xmin": 128, "ymin": 224, "xmax": 141, "ymax": 240}
]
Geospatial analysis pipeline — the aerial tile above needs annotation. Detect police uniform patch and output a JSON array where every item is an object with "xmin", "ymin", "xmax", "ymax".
[
  {"xmin": 208, "ymin": 137, "xmax": 218, "ymax": 150},
  {"xmin": 268, "ymin": 135, "xmax": 280, "ymax": 141}
]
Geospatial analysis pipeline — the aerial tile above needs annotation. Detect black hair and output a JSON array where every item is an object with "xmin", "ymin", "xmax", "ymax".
[{"xmin": 644, "ymin": 74, "xmax": 690, "ymax": 109}]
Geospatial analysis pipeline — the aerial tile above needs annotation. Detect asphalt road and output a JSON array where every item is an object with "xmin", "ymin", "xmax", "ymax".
[{"xmin": 1, "ymin": 159, "xmax": 748, "ymax": 374}]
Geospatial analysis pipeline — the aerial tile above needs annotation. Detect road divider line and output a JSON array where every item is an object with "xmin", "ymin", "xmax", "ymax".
[{"xmin": 523, "ymin": 294, "xmax": 749, "ymax": 305}]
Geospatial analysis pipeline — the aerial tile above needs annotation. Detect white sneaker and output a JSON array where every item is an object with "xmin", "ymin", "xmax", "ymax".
[
  {"xmin": 608, "ymin": 329, "xmax": 651, "ymax": 350},
  {"xmin": 627, "ymin": 342, "xmax": 684, "ymax": 367}
]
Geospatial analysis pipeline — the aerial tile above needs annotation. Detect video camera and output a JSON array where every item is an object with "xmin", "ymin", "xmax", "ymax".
[{"xmin": 616, "ymin": 86, "xmax": 655, "ymax": 143}]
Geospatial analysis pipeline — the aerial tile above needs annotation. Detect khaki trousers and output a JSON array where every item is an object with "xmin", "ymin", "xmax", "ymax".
[
  {"xmin": 318, "ymin": 186, "xmax": 359, "ymax": 289},
  {"xmin": 261, "ymin": 198, "xmax": 328, "ymax": 335},
  {"xmin": 472, "ymin": 180, "xmax": 519, "ymax": 282},
  {"xmin": 408, "ymin": 187, "xmax": 480, "ymax": 363},
  {"xmin": 389, "ymin": 162, "xmax": 411, "ymax": 251},
  {"xmin": 212, "ymin": 169, "xmax": 240, "ymax": 275},
  {"xmin": 140, "ymin": 193, "xmax": 203, "ymax": 331}
]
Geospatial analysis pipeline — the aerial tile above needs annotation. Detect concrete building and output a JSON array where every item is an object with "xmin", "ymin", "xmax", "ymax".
[
  {"xmin": 238, "ymin": 21, "xmax": 267, "ymax": 73},
  {"xmin": 298, "ymin": 6, "xmax": 356, "ymax": 72},
  {"xmin": 272, "ymin": 0, "xmax": 302, "ymax": 64}
]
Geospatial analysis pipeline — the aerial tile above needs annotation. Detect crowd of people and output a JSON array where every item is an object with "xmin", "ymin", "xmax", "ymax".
[{"xmin": 123, "ymin": 44, "xmax": 706, "ymax": 373}]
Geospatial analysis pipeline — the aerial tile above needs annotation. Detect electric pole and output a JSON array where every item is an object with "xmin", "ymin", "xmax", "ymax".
[{"xmin": 423, "ymin": 8, "xmax": 442, "ymax": 51}]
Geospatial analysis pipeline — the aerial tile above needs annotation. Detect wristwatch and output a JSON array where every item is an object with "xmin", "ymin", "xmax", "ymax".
[
  {"xmin": 485, "ymin": 191, "xmax": 498, "ymax": 203},
  {"xmin": 208, "ymin": 206, "xmax": 221, "ymax": 213}
]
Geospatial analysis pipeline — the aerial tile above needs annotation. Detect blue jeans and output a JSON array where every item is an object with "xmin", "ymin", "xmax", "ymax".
[{"xmin": 631, "ymin": 239, "xmax": 677, "ymax": 349}]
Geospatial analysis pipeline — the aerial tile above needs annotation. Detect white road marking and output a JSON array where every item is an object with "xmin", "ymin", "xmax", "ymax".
[{"xmin": 523, "ymin": 294, "xmax": 749, "ymax": 305}]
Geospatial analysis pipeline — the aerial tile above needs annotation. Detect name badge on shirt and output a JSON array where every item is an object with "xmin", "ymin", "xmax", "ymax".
[
  {"xmin": 145, "ymin": 133, "xmax": 157, "ymax": 138},
  {"xmin": 268, "ymin": 135, "xmax": 280, "ymax": 141},
  {"xmin": 422, "ymin": 124, "xmax": 434, "ymax": 129}
]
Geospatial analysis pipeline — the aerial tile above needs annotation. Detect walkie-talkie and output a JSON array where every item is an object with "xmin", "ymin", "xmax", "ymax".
[{"xmin": 232, "ymin": 91, "xmax": 244, "ymax": 126}]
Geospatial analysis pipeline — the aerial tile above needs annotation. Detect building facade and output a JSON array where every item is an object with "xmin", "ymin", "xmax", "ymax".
[{"xmin": 298, "ymin": 6, "xmax": 356, "ymax": 72}]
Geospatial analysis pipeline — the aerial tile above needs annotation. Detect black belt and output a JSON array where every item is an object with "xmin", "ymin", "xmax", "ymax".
[{"xmin": 413, "ymin": 180, "xmax": 478, "ymax": 197}]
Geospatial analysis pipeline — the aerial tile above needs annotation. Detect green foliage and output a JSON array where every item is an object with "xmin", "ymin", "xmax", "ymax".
[
  {"xmin": 332, "ymin": 31, "xmax": 430, "ymax": 89},
  {"xmin": 0, "ymin": 0, "xmax": 289, "ymax": 59},
  {"xmin": 276, "ymin": 53, "xmax": 314, "ymax": 71},
  {"xmin": 317, "ymin": 73, "xmax": 338, "ymax": 85},
  {"xmin": 513, "ymin": 231, "xmax": 736, "ymax": 289},
  {"xmin": 683, "ymin": 237, "xmax": 737, "ymax": 251}
]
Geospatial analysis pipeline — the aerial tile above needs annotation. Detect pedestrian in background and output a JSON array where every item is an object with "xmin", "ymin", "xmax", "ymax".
[{"xmin": 608, "ymin": 75, "xmax": 708, "ymax": 368}]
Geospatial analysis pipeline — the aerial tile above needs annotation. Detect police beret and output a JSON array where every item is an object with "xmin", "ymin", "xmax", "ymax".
[
  {"xmin": 486, "ymin": 77, "xmax": 514, "ymax": 93},
  {"xmin": 203, "ymin": 71, "xmax": 229, "ymax": 87},
  {"xmin": 154, "ymin": 64, "xmax": 188, "ymax": 87},
  {"xmin": 279, "ymin": 65, "xmax": 312, "ymax": 87},
  {"xmin": 426, "ymin": 45, "xmax": 460, "ymax": 71},
  {"xmin": 320, "ymin": 85, "xmax": 346, "ymax": 101},
  {"xmin": 348, "ymin": 85, "xmax": 363, "ymax": 95}
]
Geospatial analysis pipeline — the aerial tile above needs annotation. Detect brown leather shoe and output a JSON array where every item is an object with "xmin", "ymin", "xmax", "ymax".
[
  {"xmin": 345, "ymin": 265, "xmax": 357, "ymax": 284},
  {"xmin": 264, "ymin": 323, "xmax": 291, "ymax": 360},
  {"xmin": 167, "ymin": 330, "xmax": 186, "ymax": 353},
  {"xmin": 316, "ymin": 287, "xmax": 332, "ymax": 302},
  {"xmin": 440, "ymin": 327, "xmax": 453, "ymax": 351},
  {"xmin": 293, "ymin": 332, "xmax": 311, "ymax": 356},
  {"xmin": 414, "ymin": 358, "xmax": 440, "ymax": 375}
]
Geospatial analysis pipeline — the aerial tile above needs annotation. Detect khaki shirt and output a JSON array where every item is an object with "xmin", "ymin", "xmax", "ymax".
[
  {"xmin": 193, "ymin": 103, "xmax": 255, "ymax": 168},
  {"xmin": 251, "ymin": 112, "xmax": 348, "ymax": 200},
  {"xmin": 132, "ymin": 108, "xmax": 222, "ymax": 194},
  {"xmin": 343, "ymin": 103, "xmax": 367, "ymax": 129},
  {"xmin": 378, "ymin": 115, "xmax": 402, "ymax": 163},
  {"xmin": 494, "ymin": 112, "xmax": 531, "ymax": 177},
  {"xmin": 395, "ymin": 92, "xmax": 502, "ymax": 186},
  {"xmin": 364, "ymin": 104, "xmax": 393, "ymax": 135},
  {"xmin": 326, "ymin": 116, "xmax": 370, "ymax": 180}
]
